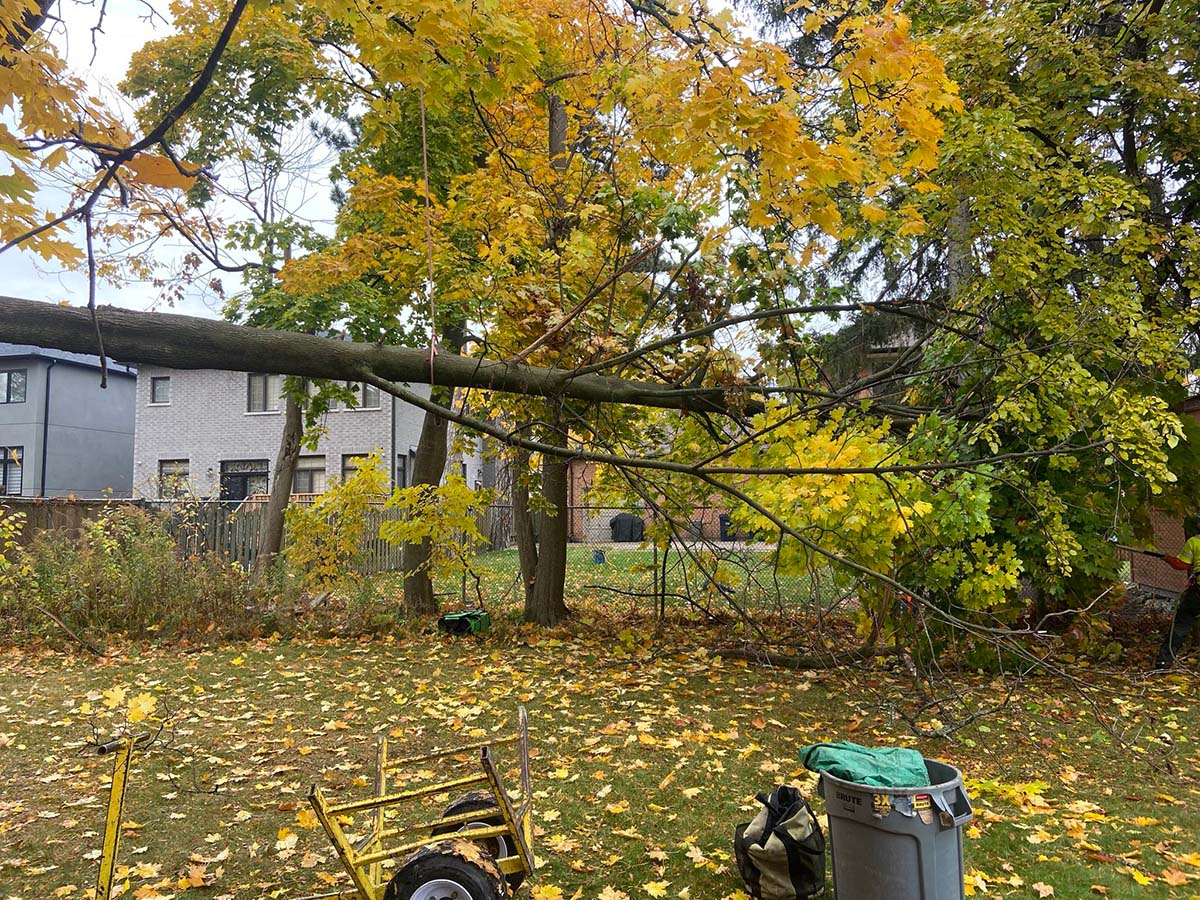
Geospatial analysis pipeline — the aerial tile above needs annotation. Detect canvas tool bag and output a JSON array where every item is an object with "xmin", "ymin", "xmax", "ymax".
[{"xmin": 734, "ymin": 785, "xmax": 825, "ymax": 900}]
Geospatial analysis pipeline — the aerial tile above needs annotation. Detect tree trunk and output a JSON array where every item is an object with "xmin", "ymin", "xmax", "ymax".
[
  {"xmin": 401, "ymin": 383, "xmax": 454, "ymax": 616},
  {"xmin": 525, "ymin": 430, "xmax": 571, "ymax": 626},
  {"xmin": 517, "ymin": 93, "xmax": 575, "ymax": 626},
  {"xmin": 0, "ymin": 295, "xmax": 752, "ymax": 416},
  {"xmin": 511, "ymin": 450, "xmax": 538, "ymax": 598},
  {"xmin": 254, "ymin": 390, "xmax": 303, "ymax": 576},
  {"xmin": 946, "ymin": 196, "xmax": 972, "ymax": 299}
]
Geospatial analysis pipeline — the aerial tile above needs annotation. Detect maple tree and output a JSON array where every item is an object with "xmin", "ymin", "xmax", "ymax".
[
  {"xmin": 266, "ymin": 0, "xmax": 957, "ymax": 622},
  {"xmin": 4, "ymin": 0, "xmax": 1196, "ymax": 653},
  {"xmin": 725, "ymin": 0, "xmax": 1200, "ymax": 626}
]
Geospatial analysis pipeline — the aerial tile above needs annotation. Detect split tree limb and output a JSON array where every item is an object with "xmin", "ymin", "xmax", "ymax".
[{"xmin": 0, "ymin": 295, "xmax": 756, "ymax": 416}]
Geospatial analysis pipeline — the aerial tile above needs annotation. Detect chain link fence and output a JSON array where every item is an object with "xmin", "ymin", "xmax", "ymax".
[{"xmin": 459, "ymin": 504, "xmax": 844, "ymax": 619}]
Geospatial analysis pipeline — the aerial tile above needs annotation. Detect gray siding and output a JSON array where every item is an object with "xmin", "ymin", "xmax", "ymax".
[
  {"xmin": 133, "ymin": 368, "xmax": 462, "ymax": 499},
  {"xmin": 44, "ymin": 364, "xmax": 136, "ymax": 497},
  {"xmin": 0, "ymin": 358, "xmax": 46, "ymax": 496},
  {"xmin": 0, "ymin": 353, "xmax": 135, "ymax": 497}
]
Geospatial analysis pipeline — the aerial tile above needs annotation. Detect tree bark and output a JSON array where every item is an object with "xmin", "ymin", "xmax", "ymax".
[
  {"xmin": 401, "ymin": 383, "xmax": 454, "ymax": 616},
  {"xmin": 3, "ymin": 0, "xmax": 55, "ymax": 56},
  {"xmin": 0, "ymin": 295, "xmax": 753, "ymax": 416},
  {"xmin": 254, "ymin": 390, "xmax": 303, "ymax": 576},
  {"xmin": 519, "ymin": 92, "xmax": 573, "ymax": 627},
  {"xmin": 511, "ymin": 450, "xmax": 538, "ymax": 599},
  {"xmin": 945, "ymin": 197, "xmax": 973, "ymax": 299},
  {"xmin": 524, "ymin": 428, "xmax": 571, "ymax": 626}
]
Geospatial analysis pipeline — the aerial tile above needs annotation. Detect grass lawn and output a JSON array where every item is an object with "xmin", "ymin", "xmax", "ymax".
[
  {"xmin": 432, "ymin": 546, "xmax": 845, "ymax": 614},
  {"xmin": 1, "ymin": 621, "xmax": 1198, "ymax": 899}
]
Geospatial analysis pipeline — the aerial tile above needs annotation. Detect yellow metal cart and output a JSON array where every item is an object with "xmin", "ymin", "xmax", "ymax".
[{"xmin": 307, "ymin": 706, "xmax": 535, "ymax": 900}]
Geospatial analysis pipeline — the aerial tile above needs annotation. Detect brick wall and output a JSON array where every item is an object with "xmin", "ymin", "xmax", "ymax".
[
  {"xmin": 133, "ymin": 367, "xmax": 438, "ymax": 498},
  {"xmin": 1131, "ymin": 506, "xmax": 1190, "ymax": 595},
  {"xmin": 565, "ymin": 460, "xmax": 729, "ymax": 540}
]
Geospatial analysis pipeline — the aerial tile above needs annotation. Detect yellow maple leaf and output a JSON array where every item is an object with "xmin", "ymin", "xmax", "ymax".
[
  {"xmin": 532, "ymin": 887, "xmax": 564, "ymax": 900},
  {"xmin": 127, "ymin": 692, "xmax": 158, "ymax": 724},
  {"xmin": 644, "ymin": 882, "xmax": 670, "ymax": 898},
  {"xmin": 102, "ymin": 686, "xmax": 126, "ymax": 709},
  {"xmin": 597, "ymin": 888, "xmax": 629, "ymax": 900},
  {"xmin": 860, "ymin": 203, "xmax": 888, "ymax": 224},
  {"xmin": 124, "ymin": 153, "xmax": 198, "ymax": 191}
]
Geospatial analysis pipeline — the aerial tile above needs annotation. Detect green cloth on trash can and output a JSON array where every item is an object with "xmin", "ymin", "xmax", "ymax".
[{"xmin": 800, "ymin": 741, "xmax": 929, "ymax": 788}]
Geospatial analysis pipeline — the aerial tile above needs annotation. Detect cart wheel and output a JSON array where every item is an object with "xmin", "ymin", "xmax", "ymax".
[
  {"xmin": 434, "ymin": 792, "xmax": 524, "ymax": 891},
  {"xmin": 384, "ymin": 841, "xmax": 507, "ymax": 900}
]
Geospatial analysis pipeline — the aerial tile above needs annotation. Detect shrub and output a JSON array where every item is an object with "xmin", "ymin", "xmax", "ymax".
[
  {"xmin": 0, "ymin": 506, "xmax": 30, "ymax": 594},
  {"xmin": 285, "ymin": 453, "xmax": 389, "ymax": 590},
  {"xmin": 380, "ymin": 475, "xmax": 494, "ymax": 582},
  {"xmin": 0, "ymin": 504, "xmax": 290, "ymax": 644}
]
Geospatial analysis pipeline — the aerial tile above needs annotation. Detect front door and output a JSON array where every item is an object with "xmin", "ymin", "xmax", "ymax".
[{"xmin": 220, "ymin": 459, "xmax": 269, "ymax": 502}]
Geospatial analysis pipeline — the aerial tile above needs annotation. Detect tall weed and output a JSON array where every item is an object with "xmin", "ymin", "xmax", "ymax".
[{"xmin": 0, "ymin": 505, "xmax": 290, "ymax": 643}]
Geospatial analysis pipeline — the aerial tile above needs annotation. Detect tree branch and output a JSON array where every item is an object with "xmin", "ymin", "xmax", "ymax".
[{"xmin": 0, "ymin": 295, "xmax": 755, "ymax": 416}]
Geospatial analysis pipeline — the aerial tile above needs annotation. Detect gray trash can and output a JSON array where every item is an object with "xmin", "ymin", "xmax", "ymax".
[{"xmin": 818, "ymin": 759, "xmax": 973, "ymax": 900}]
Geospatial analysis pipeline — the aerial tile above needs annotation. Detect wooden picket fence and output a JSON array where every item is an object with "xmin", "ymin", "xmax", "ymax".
[{"xmin": 147, "ymin": 500, "xmax": 405, "ymax": 573}]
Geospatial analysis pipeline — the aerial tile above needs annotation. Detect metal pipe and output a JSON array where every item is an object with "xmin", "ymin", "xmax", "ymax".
[{"xmin": 326, "ymin": 772, "xmax": 489, "ymax": 815}]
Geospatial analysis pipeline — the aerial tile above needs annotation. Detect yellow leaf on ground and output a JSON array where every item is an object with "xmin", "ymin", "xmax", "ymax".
[{"xmin": 127, "ymin": 692, "xmax": 157, "ymax": 724}]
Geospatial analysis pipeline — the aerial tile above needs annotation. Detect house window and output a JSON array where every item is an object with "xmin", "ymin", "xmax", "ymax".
[
  {"xmin": 293, "ymin": 456, "xmax": 326, "ymax": 494},
  {"xmin": 246, "ymin": 373, "xmax": 282, "ymax": 412},
  {"xmin": 336, "ymin": 382, "xmax": 381, "ymax": 410},
  {"xmin": 220, "ymin": 459, "xmax": 269, "ymax": 502},
  {"xmin": 395, "ymin": 454, "xmax": 407, "ymax": 489},
  {"xmin": 0, "ymin": 447, "xmax": 22, "ymax": 495},
  {"xmin": 342, "ymin": 453, "xmax": 369, "ymax": 481},
  {"xmin": 150, "ymin": 376, "xmax": 171, "ymax": 404},
  {"xmin": 0, "ymin": 369, "xmax": 27, "ymax": 404},
  {"xmin": 158, "ymin": 459, "xmax": 189, "ymax": 498}
]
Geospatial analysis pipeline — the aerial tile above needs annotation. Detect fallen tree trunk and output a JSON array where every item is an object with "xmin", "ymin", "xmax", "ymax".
[{"xmin": 0, "ymin": 296, "xmax": 756, "ymax": 416}]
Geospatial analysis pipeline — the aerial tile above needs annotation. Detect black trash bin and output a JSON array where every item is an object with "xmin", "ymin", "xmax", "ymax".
[
  {"xmin": 609, "ymin": 512, "xmax": 644, "ymax": 542},
  {"xmin": 719, "ymin": 513, "xmax": 735, "ymax": 541}
]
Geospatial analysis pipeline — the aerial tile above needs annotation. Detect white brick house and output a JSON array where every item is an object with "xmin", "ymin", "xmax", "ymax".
[{"xmin": 132, "ymin": 367, "xmax": 484, "ymax": 500}]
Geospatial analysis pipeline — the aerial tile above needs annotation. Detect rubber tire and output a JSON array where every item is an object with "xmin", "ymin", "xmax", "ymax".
[
  {"xmin": 384, "ymin": 842, "xmax": 507, "ymax": 900},
  {"xmin": 433, "ymin": 792, "xmax": 525, "ymax": 892}
]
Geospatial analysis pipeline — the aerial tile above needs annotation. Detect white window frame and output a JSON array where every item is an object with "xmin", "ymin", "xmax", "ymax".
[
  {"xmin": 333, "ymin": 382, "xmax": 382, "ymax": 411},
  {"xmin": 246, "ymin": 373, "xmax": 282, "ymax": 414}
]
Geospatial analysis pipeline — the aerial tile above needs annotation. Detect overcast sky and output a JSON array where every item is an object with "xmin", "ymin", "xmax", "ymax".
[{"xmin": 0, "ymin": 1, "xmax": 337, "ymax": 319}]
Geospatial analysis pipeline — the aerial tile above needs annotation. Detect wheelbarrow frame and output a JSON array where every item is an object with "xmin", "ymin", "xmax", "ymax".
[{"xmin": 307, "ymin": 706, "xmax": 534, "ymax": 900}]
